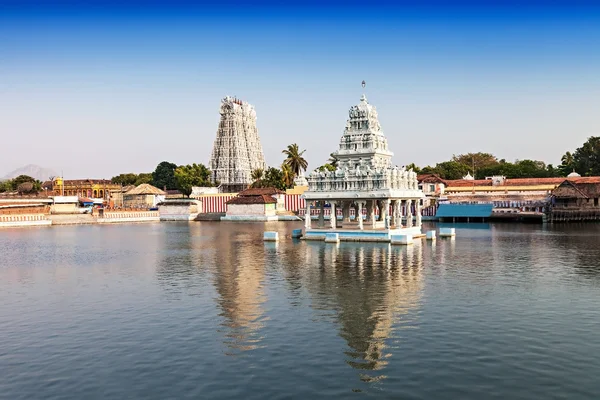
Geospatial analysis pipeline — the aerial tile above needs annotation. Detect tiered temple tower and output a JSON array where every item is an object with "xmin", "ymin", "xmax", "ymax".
[{"xmin": 209, "ymin": 96, "xmax": 266, "ymax": 193}]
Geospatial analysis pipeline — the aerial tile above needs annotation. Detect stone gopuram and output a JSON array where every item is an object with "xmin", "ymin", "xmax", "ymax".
[
  {"xmin": 209, "ymin": 96, "xmax": 266, "ymax": 193},
  {"xmin": 303, "ymin": 94, "xmax": 424, "ymax": 242}
]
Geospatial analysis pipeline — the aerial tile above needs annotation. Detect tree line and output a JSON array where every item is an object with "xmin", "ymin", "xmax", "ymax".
[
  {"xmin": 0, "ymin": 175, "xmax": 42, "ymax": 194},
  {"xmin": 401, "ymin": 136, "xmax": 600, "ymax": 180},
  {"xmin": 4, "ymin": 136, "xmax": 599, "ymax": 196},
  {"xmin": 111, "ymin": 161, "xmax": 214, "ymax": 197}
]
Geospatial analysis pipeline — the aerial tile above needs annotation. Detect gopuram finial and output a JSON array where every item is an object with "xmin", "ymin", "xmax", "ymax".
[{"xmin": 361, "ymin": 80, "xmax": 367, "ymax": 102}]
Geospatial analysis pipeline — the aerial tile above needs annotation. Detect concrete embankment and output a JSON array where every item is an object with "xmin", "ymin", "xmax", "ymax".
[{"xmin": 45, "ymin": 212, "xmax": 160, "ymax": 226}]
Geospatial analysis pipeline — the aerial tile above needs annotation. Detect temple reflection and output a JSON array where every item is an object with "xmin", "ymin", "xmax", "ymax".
[
  {"xmin": 302, "ymin": 242, "xmax": 424, "ymax": 382},
  {"xmin": 211, "ymin": 228, "xmax": 267, "ymax": 354}
]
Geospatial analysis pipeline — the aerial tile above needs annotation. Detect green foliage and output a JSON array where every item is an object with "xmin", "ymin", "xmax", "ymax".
[
  {"xmin": 420, "ymin": 152, "xmax": 561, "ymax": 180},
  {"xmin": 282, "ymin": 143, "xmax": 308, "ymax": 177},
  {"xmin": 251, "ymin": 168, "xmax": 264, "ymax": 182},
  {"xmin": 251, "ymin": 167, "xmax": 288, "ymax": 190},
  {"xmin": 422, "ymin": 161, "xmax": 471, "ymax": 180},
  {"xmin": 452, "ymin": 153, "xmax": 498, "ymax": 171},
  {"xmin": 281, "ymin": 164, "xmax": 294, "ymax": 188},
  {"xmin": 1, "ymin": 175, "xmax": 42, "ymax": 193},
  {"xmin": 152, "ymin": 161, "xmax": 178, "ymax": 190},
  {"xmin": 134, "ymin": 173, "xmax": 153, "ymax": 186},
  {"xmin": 316, "ymin": 163, "xmax": 336, "ymax": 172},
  {"xmin": 111, "ymin": 173, "xmax": 139, "ymax": 186},
  {"xmin": 174, "ymin": 163, "xmax": 213, "ymax": 197},
  {"xmin": 0, "ymin": 180, "xmax": 11, "ymax": 193},
  {"xmin": 558, "ymin": 151, "xmax": 575, "ymax": 176},
  {"xmin": 405, "ymin": 163, "xmax": 421, "ymax": 174},
  {"xmin": 572, "ymin": 136, "xmax": 600, "ymax": 176}
]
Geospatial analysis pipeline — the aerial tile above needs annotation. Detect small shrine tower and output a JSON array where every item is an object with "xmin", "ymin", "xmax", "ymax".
[{"xmin": 303, "ymin": 90, "xmax": 424, "ymax": 241}]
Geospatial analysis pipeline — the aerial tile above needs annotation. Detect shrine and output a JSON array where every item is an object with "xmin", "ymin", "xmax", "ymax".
[{"xmin": 303, "ymin": 93, "xmax": 424, "ymax": 242}]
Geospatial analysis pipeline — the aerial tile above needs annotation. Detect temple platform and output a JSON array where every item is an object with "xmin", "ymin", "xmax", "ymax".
[{"xmin": 303, "ymin": 226, "xmax": 422, "ymax": 242}]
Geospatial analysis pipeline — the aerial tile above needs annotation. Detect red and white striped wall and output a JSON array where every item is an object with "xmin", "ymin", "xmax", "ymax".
[
  {"xmin": 200, "ymin": 195, "xmax": 236, "ymax": 213},
  {"xmin": 198, "ymin": 193, "xmax": 429, "ymax": 215}
]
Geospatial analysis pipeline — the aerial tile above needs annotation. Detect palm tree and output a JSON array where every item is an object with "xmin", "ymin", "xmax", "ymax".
[
  {"xmin": 282, "ymin": 144, "xmax": 308, "ymax": 177},
  {"xmin": 559, "ymin": 151, "xmax": 576, "ymax": 175},
  {"xmin": 281, "ymin": 164, "xmax": 294, "ymax": 188},
  {"xmin": 251, "ymin": 168, "xmax": 264, "ymax": 182}
]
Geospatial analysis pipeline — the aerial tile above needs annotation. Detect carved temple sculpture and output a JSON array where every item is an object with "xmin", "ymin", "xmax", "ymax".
[
  {"xmin": 303, "ymin": 94, "xmax": 424, "ymax": 241},
  {"xmin": 209, "ymin": 96, "xmax": 267, "ymax": 193}
]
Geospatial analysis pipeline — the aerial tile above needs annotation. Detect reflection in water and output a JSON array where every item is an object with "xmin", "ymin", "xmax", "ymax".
[
  {"xmin": 211, "ymin": 227, "xmax": 267, "ymax": 354},
  {"xmin": 303, "ymin": 242, "xmax": 424, "ymax": 383}
]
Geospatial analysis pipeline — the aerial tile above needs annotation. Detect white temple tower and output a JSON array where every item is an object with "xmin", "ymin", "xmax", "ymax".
[
  {"xmin": 209, "ymin": 96, "xmax": 266, "ymax": 193},
  {"xmin": 303, "ymin": 93, "xmax": 424, "ymax": 242}
]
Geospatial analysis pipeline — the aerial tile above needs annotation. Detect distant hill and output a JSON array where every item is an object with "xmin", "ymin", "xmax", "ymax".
[{"xmin": 1, "ymin": 164, "xmax": 58, "ymax": 182}]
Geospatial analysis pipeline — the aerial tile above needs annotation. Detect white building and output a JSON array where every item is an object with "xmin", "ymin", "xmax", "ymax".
[{"xmin": 303, "ymin": 94, "xmax": 424, "ymax": 242}]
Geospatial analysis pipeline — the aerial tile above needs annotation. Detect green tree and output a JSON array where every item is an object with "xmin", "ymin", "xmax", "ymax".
[
  {"xmin": 558, "ymin": 151, "xmax": 575, "ymax": 176},
  {"xmin": 152, "ymin": 161, "xmax": 178, "ymax": 190},
  {"xmin": 111, "ymin": 173, "xmax": 138, "ymax": 186},
  {"xmin": 0, "ymin": 180, "xmax": 12, "ymax": 193},
  {"xmin": 405, "ymin": 163, "xmax": 421, "ymax": 174},
  {"xmin": 252, "ymin": 167, "xmax": 287, "ymax": 190},
  {"xmin": 174, "ymin": 163, "xmax": 213, "ymax": 197},
  {"xmin": 251, "ymin": 168, "xmax": 264, "ymax": 182},
  {"xmin": 281, "ymin": 164, "xmax": 294, "ymax": 188},
  {"xmin": 316, "ymin": 163, "xmax": 336, "ymax": 172},
  {"xmin": 11, "ymin": 175, "xmax": 37, "ymax": 190},
  {"xmin": 452, "ymin": 152, "xmax": 499, "ymax": 174},
  {"xmin": 134, "ymin": 173, "xmax": 153, "ymax": 186},
  {"xmin": 282, "ymin": 143, "xmax": 308, "ymax": 177},
  {"xmin": 572, "ymin": 137, "xmax": 600, "ymax": 176}
]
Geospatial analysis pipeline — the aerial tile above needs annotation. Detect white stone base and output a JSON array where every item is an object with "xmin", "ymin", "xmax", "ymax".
[
  {"xmin": 391, "ymin": 234, "xmax": 413, "ymax": 245},
  {"xmin": 0, "ymin": 220, "xmax": 52, "ymax": 228},
  {"xmin": 98, "ymin": 216, "xmax": 160, "ymax": 224},
  {"xmin": 160, "ymin": 214, "xmax": 199, "ymax": 221},
  {"xmin": 439, "ymin": 227, "xmax": 456, "ymax": 237},
  {"xmin": 324, "ymin": 233, "xmax": 340, "ymax": 243},
  {"xmin": 221, "ymin": 215, "xmax": 299, "ymax": 222},
  {"xmin": 304, "ymin": 226, "xmax": 422, "ymax": 243},
  {"xmin": 264, "ymin": 231, "xmax": 279, "ymax": 241}
]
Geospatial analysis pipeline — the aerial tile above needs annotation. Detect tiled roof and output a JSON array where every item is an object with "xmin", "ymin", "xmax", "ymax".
[
  {"xmin": 417, "ymin": 174, "xmax": 447, "ymax": 184},
  {"xmin": 226, "ymin": 194, "xmax": 276, "ymax": 205},
  {"xmin": 239, "ymin": 187, "xmax": 284, "ymax": 196},
  {"xmin": 445, "ymin": 176, "xmax": 600, "ymax": 188}
]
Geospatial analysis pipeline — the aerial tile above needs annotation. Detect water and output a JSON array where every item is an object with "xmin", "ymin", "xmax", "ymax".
[{"xmin": 1, "ymin": 222, "xmax": 600, "ymax": 399}]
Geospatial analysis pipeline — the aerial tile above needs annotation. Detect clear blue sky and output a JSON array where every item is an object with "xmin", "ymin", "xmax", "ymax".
[{"xmin": 1, "ymin": 0, "xmax": 599, "ymax": 178}]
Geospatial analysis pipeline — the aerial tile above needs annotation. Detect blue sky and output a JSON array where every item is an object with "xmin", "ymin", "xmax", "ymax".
[{"xmin": 1, "ymin": 1, "xmax": 599, "ymax": 178}]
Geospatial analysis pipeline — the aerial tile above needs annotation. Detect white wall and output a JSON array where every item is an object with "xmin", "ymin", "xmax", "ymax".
[{"xmin": 226, "ymin": 204, "xmax": 265, "ymax": 216}]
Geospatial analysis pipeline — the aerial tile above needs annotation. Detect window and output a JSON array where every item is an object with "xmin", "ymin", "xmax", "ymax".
[
  {"xmin": 595, "ymin": 198, "xmax": 599, "ymax": 207},
  {"xmin": 429, "ymin": 184, "xmax": 435, "ymax": 192}
]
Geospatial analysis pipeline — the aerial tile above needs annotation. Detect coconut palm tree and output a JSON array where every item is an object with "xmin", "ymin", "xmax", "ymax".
[
  {"xmin": 281, "ymin": 164, "xmax": 294, "ymax": 188},
  {"xmin": 282, "ymin": 144, "xmax": 308, "ymax": 177},
  {"xmin": 251, "ymin": 168, "xmax": 264, "ymax": 182}
]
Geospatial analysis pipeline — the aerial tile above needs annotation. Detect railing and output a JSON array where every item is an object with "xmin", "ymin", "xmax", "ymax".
[{"xmin": 0, "ymin": 214, "xmax": 48, "ymax": 223}]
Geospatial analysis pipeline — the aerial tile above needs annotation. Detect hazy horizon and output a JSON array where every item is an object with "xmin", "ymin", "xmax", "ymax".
[{"xmin": 2, "ymin": 1, "xmax": 599, "ymax": 179}]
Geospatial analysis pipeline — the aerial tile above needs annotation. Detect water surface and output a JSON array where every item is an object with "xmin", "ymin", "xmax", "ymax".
[{"xmin": 1, "ymin": 222, "xmax": 600, "ymax": 399}]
